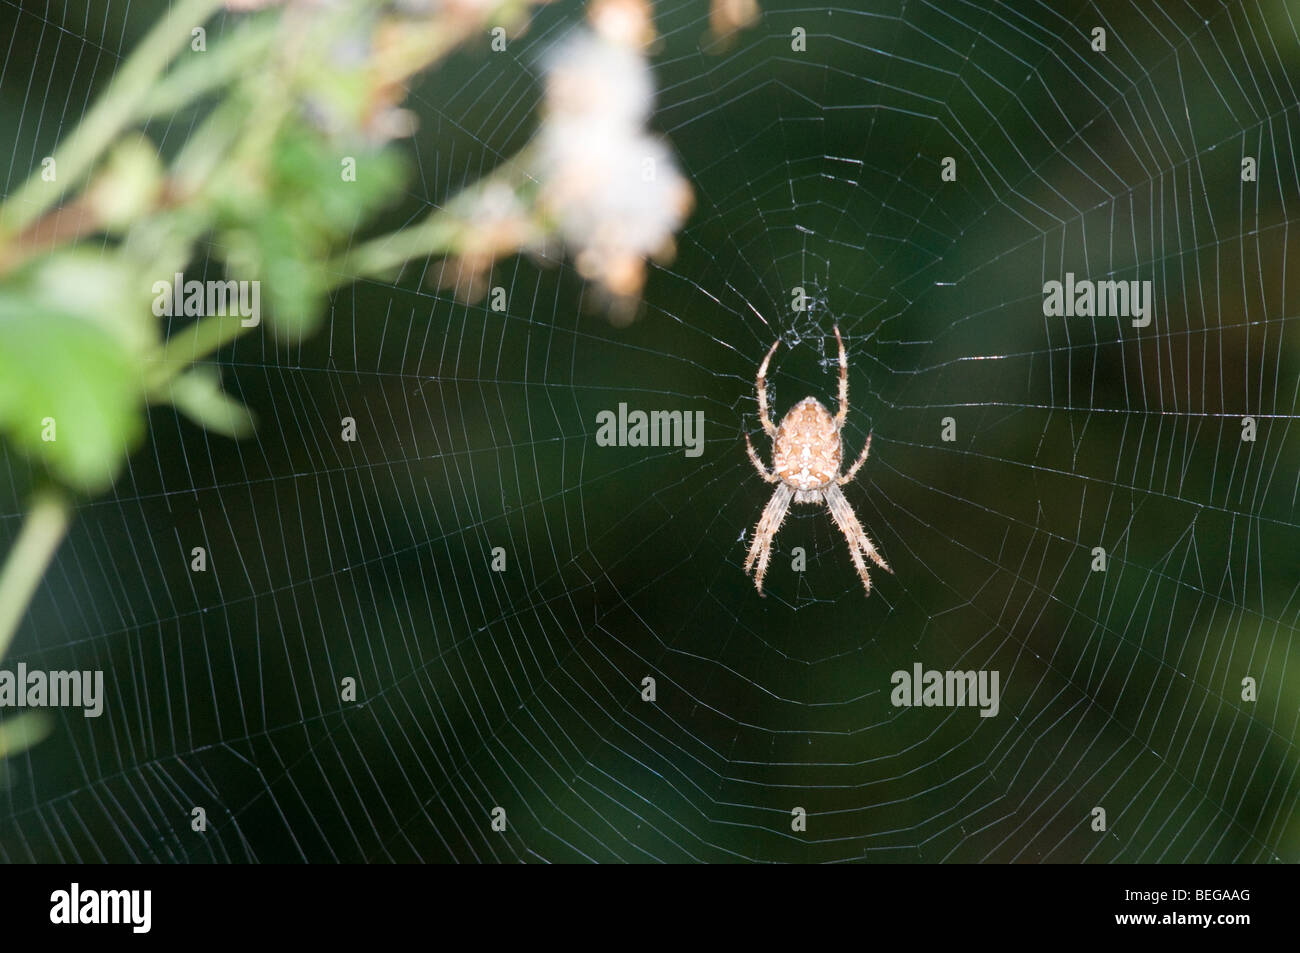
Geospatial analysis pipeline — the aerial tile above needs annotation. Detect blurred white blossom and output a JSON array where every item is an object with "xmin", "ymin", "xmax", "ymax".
[
  {"xmin": 542, "ymin": 31, "xmax": 654, "ymax": 134},
  {"xmin": 588, "ymin": 0, "xmax": 657, "ymax": 51},
  {"xmin": 534, "ymin": 29, "xmax": 692, "ymax": 309}
]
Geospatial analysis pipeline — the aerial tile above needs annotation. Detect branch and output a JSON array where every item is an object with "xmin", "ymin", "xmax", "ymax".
[
  {"xmin": 0, "ymin": 0, "xmax": 225, "ymax": 237},
  {"xmin": 0, "ymin": 490, "xmax": 72, "ymax": 662}
]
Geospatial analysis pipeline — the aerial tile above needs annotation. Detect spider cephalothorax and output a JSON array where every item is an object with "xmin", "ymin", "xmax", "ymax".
[{"xmin": 743, "ymin": 326, "xmax": 891, "ymax": 595}]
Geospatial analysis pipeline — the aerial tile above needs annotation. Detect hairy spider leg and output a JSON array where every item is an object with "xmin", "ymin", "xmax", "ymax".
[
  {"xmin": 746, "ymin": 434, "xmax": 779, "ymax": 482},
  {"xmin": 833, "ymin": 325, "xmax": 848, "ymax": 428},
  {"xmin": 755, "ymin": 337, "xmax": 780, "ymax": 437},
  {"xmin": 839, "ymin": 431, "xmax": 873, "ymax": 486},
  {"xmin": 744, "ymin": 483, "xmax": 794, "ymax": 595},
  {"xmin": 823, "ymin": 483, "xmax": 891, "ymax": 595}
]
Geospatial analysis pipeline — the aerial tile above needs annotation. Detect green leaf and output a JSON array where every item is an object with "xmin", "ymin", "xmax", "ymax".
[
  {"xmin": 213, "ymin": 125, "xmax": 408, "ymax": 338},
  {"xmin": 0, "ymin": 711, "xmax": 52, "ymax": 759},
  {"xmin": 22, "ymin": 250, "xmax": 157, "ymax": 359},
  {"xmin": 253, "ymin": 207, "xmax": 328, "ymax": 337},
  {"xmin": 271, "ymin": 133, "xmax": 408, "ymax": 230},
  {"xmin": 167, "ymin": 365, "xmax": 256, "ymax": 438},
  {"xmin": 85, "ymin": 133, "xmax": 164, "ymax": 232},
  {"xmin": 0, "ymin": 295, "xmax": 145, "ymax": 492}
]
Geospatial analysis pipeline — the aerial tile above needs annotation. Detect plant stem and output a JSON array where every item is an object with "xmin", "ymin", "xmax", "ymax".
[
  {"xmin": 148, "ymin": 213, "xmax": 462, "ymax": 390},
  {"xmin": 328, "ymin": 215, "xmax": 463, "ymax": 290},
  {"xmin": 151, "ymin": 315, "xmax": 254, "ymax": 390},
  {"xmin": 0, "ymin": 491, "xmax": 72, "ymax": 663},
  {"xmin": 0, "ymin": 0, "xmax": 224, "ymax": 237},
  {"xmin": 130, "ymin": 16, "xmax": 278, "ymax": 123},
  {"xmin": 148, "ymin": 208, "xmax": 472, "ymax": 391},
  {"xmin": 327, "ymin": 152, "xmax": 535, "ymax": 289}
]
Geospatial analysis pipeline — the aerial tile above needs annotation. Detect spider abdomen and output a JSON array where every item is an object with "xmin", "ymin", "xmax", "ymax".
[{"xmin": 772, "ymin": 397, "xmax": 841, "ymax": 491}]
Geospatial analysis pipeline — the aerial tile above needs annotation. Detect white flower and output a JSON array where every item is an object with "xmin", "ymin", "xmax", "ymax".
[
  {"xmin": 542, "ymin": 31, "xmax": 654, "ymax": 136},
  {"xmin": 534, "ymin": 30, "xmax": 692, "ymax": 301}
]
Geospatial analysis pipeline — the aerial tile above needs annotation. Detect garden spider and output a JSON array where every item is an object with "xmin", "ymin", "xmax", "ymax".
[{"xmin": 743, "ymin": 326, "xmax": 891, "ymax": 596}]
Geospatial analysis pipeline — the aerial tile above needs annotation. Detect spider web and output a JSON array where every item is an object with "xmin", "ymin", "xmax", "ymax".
[{"xmin": 1, "ymin": 0, "xmax": 1298, "ymax": 863}]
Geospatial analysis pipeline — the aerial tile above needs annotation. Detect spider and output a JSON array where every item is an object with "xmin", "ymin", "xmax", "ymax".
[{"xmin": 743, "ymin": 326, "xmax": 891, "ymax": 596}]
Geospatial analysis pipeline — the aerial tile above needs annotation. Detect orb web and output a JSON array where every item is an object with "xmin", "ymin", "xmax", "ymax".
[{"xmin": 0, "ymin": 0, "xmax": 1297, "ymax": 863}]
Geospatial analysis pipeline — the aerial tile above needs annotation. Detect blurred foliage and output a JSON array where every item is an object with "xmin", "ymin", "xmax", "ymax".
[
  {"xmin": 212, "ymin": 123, "xmax": 408, "ymax": 336},
  {"xmin": 0, "ymin": 0, "xmax": 547, "ymax": 760},
  {"xmin": 0, "ymin": 259, "xmax": 149, "ymax": 491},
  {"xmin": 0, "ymin": 1, "xmax": 435, "ymax": 494},
  {"xmin": 0, "ymin": 0, "xmax": 693, "ymax": 767}
]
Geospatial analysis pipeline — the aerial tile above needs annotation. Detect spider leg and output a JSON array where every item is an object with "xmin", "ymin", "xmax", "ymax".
[
  {"xmin": 745, "ymin": 434, "xmax": 779, "ymax": 483},
  {"xmin": 755, "ymin": 338, "xmax": 780, "ymax": 437},
  {"xmin": 833, "ymin": 324, "xmax": 848, "ymax": 429},
  {"xmin": 838, "ymin": 431, "xmax": 873, "ymax": 486},
  {"xmin": 823, "ymin": 483, "xmax": 890, "ymax": 596},
  {"xmin": 744, "ymin": 483, "xmax": 794, "ymax": 595}
]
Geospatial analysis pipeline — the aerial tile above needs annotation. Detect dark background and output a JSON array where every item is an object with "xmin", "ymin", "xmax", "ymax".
[{"xmin": 0, "ymin": 0, "xmax": 1297, "ymax": 862}]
